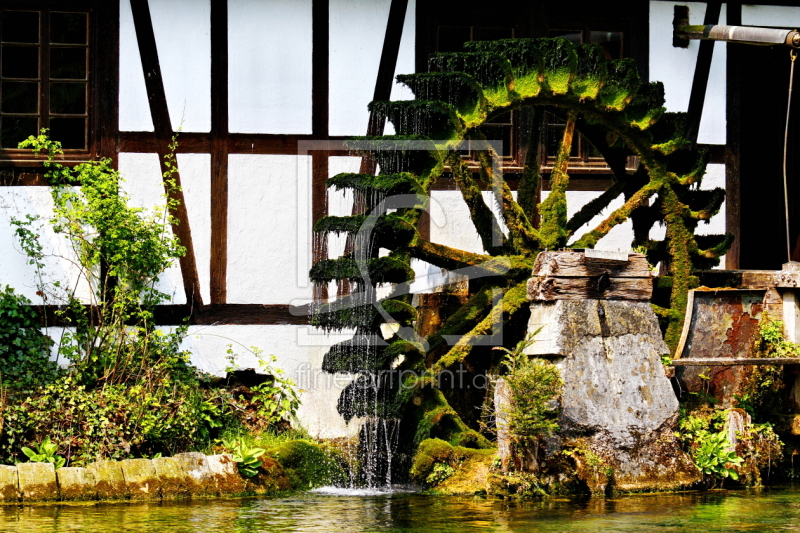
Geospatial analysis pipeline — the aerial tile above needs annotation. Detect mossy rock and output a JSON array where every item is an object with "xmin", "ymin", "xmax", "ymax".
[
  {"xmin": 266, "ymin": 440, "xmax": 345, "ymax": 490},
  {"xmin": 0, "ymin": 465, "xmax": 19, "ymax": 501},
  {"xmin": 17, "ymin": 462, "xmax": 57, "ymax": 501},
  {"xmin": 206, "ymin": 454, "xmax": 247, "ymax": 495},
  {"xmin": 152, "ymin": 456, "xmax": 189, "ymax": 498},
  {"xmin": 87, "ymin": 460, "xmax": 126, "ymax": 500},
  {"xmin": 410, "ymin": 438, "xmax": 496, "ymax": 494},
  {"xmin": 56, "ymin": 466, "xmax": 96, "ymax": 501},
  {"xmin": 120, "ymin": 458, "xmax": 161, "ymax": 500},
  {"xmin": 173, "ymin": 452, "xmax": 214, "ymax": 496},
  {"xmin": 250, "ymin": 456, "xmax": 291, "ymax": 494}
]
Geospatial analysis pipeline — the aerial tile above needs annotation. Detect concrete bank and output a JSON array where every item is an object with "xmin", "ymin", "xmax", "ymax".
[{"xmin": 0, "ymin": 452, "xmax": 262, "ymax": 503}]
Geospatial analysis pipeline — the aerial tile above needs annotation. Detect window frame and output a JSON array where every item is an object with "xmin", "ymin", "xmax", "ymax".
[{"xmin": 0, "ymin": 0, "xmax": 111, "ymax": 166}]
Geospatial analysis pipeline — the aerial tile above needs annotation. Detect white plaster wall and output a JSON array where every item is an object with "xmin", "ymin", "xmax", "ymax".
[
  {"xmin": 0, "ymin": 188, "xmax": 91, "ymax": 304},
  {"xmin": 430, "ymin": 190, "xmax": 484, "ymax": 254},
  {"xmin": 227, "ymin": 154, "xmax": 313, "ymax": 304},
  {"xmin": 150, "ymin": 0, "xmax": 211, "ymax": 132},
  {"xmin": 329, "ymin": 0, "xmax": 416, "ymax": 136},
  {"xmin": 175, "ymin": 325, "xmax": 357, "ymax": 438},
  {"xmin": 119, "ymin": 0, "xmax": 153, "ymax": 131},
  {"xmin": 228, "ymin": 0, "xmax": 313, "ymax": 134},
  {"xmin": 742, "ymin": 4, "xmax": 800, "ymax": 27},
  {"xmin": 117, "ymin": 153, "xmax": 212, "ymax": 305},
  {"xmin": 649, "ymin": 1, "xmax": 726, "ymax": 144},
  {"xmin": 567, "ymin": 192, "xmax": 634, "ymax": 252}
]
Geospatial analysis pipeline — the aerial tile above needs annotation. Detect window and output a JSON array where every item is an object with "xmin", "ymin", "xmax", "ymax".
[
  {"xmin": 1, "ymin": 8, "xmax": 89, "ymax": 151},
  {"xmin": 543, "ymin": 27, "xmax": 632, "ymax": 172}
]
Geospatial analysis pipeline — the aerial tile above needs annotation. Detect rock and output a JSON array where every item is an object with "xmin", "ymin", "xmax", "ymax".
[
  {"xmin": 206, "ymin": 454, "xmax": 246, "ymax": 495},
  {"xmin": 87, "ymin": 460, "xmax": 126, "ymax": 499},
  {"xmin": 57, "ymin": 467, "xmax": 96, "ymax": 501},
  {"xmin": 17, "ymin": 462, "xmax": 57, "ymax": 501},
  {"xmin": 251, "ymin": 456, "xmax": 290, "ymax": 494},
  {"xmin": 174, "ymin": 453, "xmax": 213, "ymax": 495},
  {"xmin": 493, "ymin": 378, "xmax": 511, "ymax": 470},
  {"xmin": 152, "ymin": 456, "xmax": 189, "ymax": 498},
  {"xmin": 120, "ymin": 459, "xmax": 160, "ymax": 500},
  {"xmin": 523, "ymin": 298, "xmax": 701, "ymax": 490},
  {"xmin": 0, "ymin": 465, "xmax": 18, "ymax": 501}
]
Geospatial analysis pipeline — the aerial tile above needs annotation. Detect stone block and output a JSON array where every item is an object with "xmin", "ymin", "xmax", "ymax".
[
  {"xmin": 174, "ymin": 452, "xmax": 213, "ymax": 495},
  {"xmin": 87, "ymin": 460, "xmax": 126, "ymax": 499},
  {"xmin": 120, "ymin": 459, "xmax": 161, "ymax": 500},
  {"xmin": 206, "ymin": 454, "xmax": 246, "ymax": 495},
  {"xmin": 57, "ymin": 467, "xmax": 96, "ymax": 501},
  {"xmin": 0, "ymin": 465, "xmax": 19, "ymax": 501},
  {"xmin": 152, "ymin": 456, "xmax": 189, "ymax": 498},
  {"xmin": 17, "ymin": 462, "xmax": 57, "ymax": 501}
]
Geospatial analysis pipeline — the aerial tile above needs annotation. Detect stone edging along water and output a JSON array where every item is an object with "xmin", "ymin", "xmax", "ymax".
[{"xmin": 0, "ymin": 452, "xmax": 261, "ymax": 503}]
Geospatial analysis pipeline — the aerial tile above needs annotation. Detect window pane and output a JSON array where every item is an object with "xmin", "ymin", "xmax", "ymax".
[
  {"xmin": 49, "ymin": 117, "xmax": 85, "ymax": 149},
  {"xmin": 589, "ymin": 31, "xmax": 623, "ymax": 60},
  {"xmin": 50, "ymin": 48, "xmax": 86, "ymax": 79},
  {"xmin": 50, "ymin": 82, "xmax": 86, "ymax": 114},
  {"xmin": 1, "ymin": 81, "xmax": 38, "ymax": 113},
  {"xmin": 0, "ymin": 116, "xmax": 38, "ymax": 148},
  {"xmin": 1, "ymin": 11, "xmax": 39, "ymax": 44},
  {"xmin": 550, "ymin": 30, "xmax": 582, "ymax": 44},
  {"xmin": 1, "ymin": 46, "xmax": 39, "ymax": 78},
  {"xmin": 50, "ymin": 13, "xmax": 87, "ymax": 45},
  {"xmin": 437, "ymin": 26, "xmax": 471, "ymax": 52},
  {"xmin": 481, "ymin": 125, "xmax": 512, "ymax": 156},
  {"xmin": 477, "ymin": 27, "xmax": 514, "ymax": 41}
]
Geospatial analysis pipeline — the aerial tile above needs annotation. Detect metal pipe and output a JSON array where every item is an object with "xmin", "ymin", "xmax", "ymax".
[{"xmin": 675, "ymin": 24, "xmax": 800, "ymax": 48}]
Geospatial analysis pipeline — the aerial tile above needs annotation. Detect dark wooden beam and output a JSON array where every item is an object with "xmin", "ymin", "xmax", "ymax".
[
  {"xmin": 686, "ymin": 1, "xmax": 722, "ymax": 145},
  {"xmin": 119, "ymin": 131, "xmax": 352, "ymax": 154},
  {"xmin": 210, "ymin": 0, "xmax": 229, "ymax": 304},
  {"xmin": 726, "ymin": 1, "xmax": 742, "ymax": 269},
  {"xmin": 130, "ymin": 0, "xmax": 203, "ymax": 307},
  {"xmin": 311, "ymin": 0, "xmax": 330, "ymax": 283},
  {"xmin": 673, "ymin": 357, "xmax": 800, "ymax": 366},
  {"xmin": 93, "ymin": 0, "xmax": 120, "ymax": 165}
]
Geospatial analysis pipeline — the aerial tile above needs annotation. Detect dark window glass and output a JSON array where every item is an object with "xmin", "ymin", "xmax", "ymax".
[
  {"xmin": 1, "ymin": 81, "xmax": 38, "ymax": 113},
  {"xmin": 1, "ymin": 116, "xmax": 37, "ymax": 148},
  {"xmin": 437, "ymin": 26, "xmax": 471, "ymax": 52},
  {"xmin": 476, "ymin": 27, "xmax": 513, "ymax": 41},
  {"xmin": 590, "ymin": 31, "xmax": 623, "ymax": 59},
  {"xmin": 50, "ymin": 48, "xmax": 86, "ymax": 79},
  {"xmin": 50, "ymin": 82, "xmax": 85, "ymax": 114},
  {"xmin": 1, "ymin": 11, "xmax": 39, "ymax": 44},
  {"xmin": 49, "ymin": 117, "xmax": 84, "ymax": 149},
  {"xmin": 1, "ymin": 46, "xmax": 39, "ymax": 78},
  {"xmin": 50, "ymin": 12, "xmax": 87, "ymax": 45}
]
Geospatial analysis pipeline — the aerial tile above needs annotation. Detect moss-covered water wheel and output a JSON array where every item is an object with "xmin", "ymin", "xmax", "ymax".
[{"xmin": 311, "ymin": 37, "xmax": 731, "ymax": 477}]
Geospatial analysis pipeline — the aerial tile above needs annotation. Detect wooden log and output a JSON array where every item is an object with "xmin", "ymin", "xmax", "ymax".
[
  {"xmin": 533, "ymin": 251, "xmax": 651, "ymax": 278},
  {"xmin": 696, "ymin": 269, "xmax": 800, "ymax": 289},
  {"xmin": 527, "ymin": 276, "xmax": 652, "ymax": 301},
  {"xmin": 672, "ymin": 357, "xmax": 800, "ymax": 366}
]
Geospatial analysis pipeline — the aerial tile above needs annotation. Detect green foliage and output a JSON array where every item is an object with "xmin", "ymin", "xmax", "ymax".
[
  {"xmin": 225, "ymin": 346, "xmax": 301, "ymax": 428},
  {"xmin": 758, "ymin": 320, "xmax": 800, "ymax": 358},
  {"xmin": 426, "ymin": 462, "xmax": 455, "ymax": 485},
  {"xmin": 693, "ymin": 430, "xmax": 743, "ymax": 481},
  {"xmin": 0, "ymin": 134, "xmax": 297, "ymax": 466},
  {"xmin": 266, "ymin": 440, "xmax": 345, "ymax": 490},
  {"xmin": 495, "ymin": 335, "xmax": 563, "ymax": 443},
  {"xmin": 224, "ymin": 439, "xmax": 266, "ymax": 478},
  {"xmin": 0, "ymin": 285, "xmax": 58, "ymax": 393},
  {"xmin": 21, "ymin": 437, "xmax": 65, "ymax": 469}
]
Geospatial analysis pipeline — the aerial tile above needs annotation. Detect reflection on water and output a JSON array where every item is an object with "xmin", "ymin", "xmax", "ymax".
[{"xmin": 2, "ymin": 486, "xmax": 800, "ymax": 532}]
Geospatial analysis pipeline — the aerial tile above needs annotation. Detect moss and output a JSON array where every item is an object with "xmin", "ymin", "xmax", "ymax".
[
  {"xmin": 432, "ymin": 281, "xmax": 529, "ymax": 372},
  {"xmin": 572, "ymin": 43, "xmax": 607, "ymax": 100},
  {"xmin": 624, "ymin": 82, "xmax": 666, "ymax": 130},
  {"xmin": 410, "ymin": 438, "xmax": 495, "ymax": 493},
  {"xmin": 396, "ymin": 72, "xmax": 486, "ymax": 127},
  {"xmin": 266, "ymin": 440, "xmax": 345, "ymax": 491},
  {"xmin": 465, "ymin": 39, "xmax": 543, "ymax": 99},
  {"xmin": 369, "ymin": 100, "xmax": 464, "ymax": 141},
  {"xmin": 535, "ymin": 38, "xmax": 578, "ymax": 96},
  {"xmin": 597, "ymin": 58, "xmax": 640, "ymax": 111},
  {"xmin": 309, "ymin": 257, "xmax": 414, "ymax": 285},
  {"xmin": 428, "ymin": 52, "xmax": 513, "ymax": 106},
  {"xmin": 449, "ymin": 154, "xmax": 507, "ymax": 254}
]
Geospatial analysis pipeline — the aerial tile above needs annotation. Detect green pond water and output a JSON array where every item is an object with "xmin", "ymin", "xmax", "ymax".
[{"xmin": 3, "ymin": 486, "xmax": 800, "ymax": 532}]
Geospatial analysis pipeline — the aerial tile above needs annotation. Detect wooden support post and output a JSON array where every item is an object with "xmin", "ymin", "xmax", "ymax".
[
  {"xmin": 686, "ymin": 1, "xmax": 722, "ymax": 145},
  {"xmin": 210, "ymin": 0, "xmax": 229, "ymax": 304},
  {"xmin": 130, "ymin": 0, "xmax": 204, "ymax": 307},
  {"xmin": 726, "ymin": 2, "xmax": 742, "ymax": 269}
]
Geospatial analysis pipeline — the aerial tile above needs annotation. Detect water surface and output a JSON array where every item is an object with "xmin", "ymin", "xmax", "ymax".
[{"xmin": 3, "ymin": 486, "xmax": 800, "ymax": 532}]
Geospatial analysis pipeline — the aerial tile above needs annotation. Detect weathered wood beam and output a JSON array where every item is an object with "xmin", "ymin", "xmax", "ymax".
[
  {"xmin": 673, "ymin": 357, "xmax": 800, "ymax": 366},
  {"xmin": 129, "ymin": 0, "xmax": 203, "ymax": 307},
  {"xmin": 533, "ymin": 251, "xmax": 651, "ymax": 278},
  {"xmin": 210, "ymin": 0, "xmax": 228, "ymax": 304},
  {"xmin": 527, "ymin": 276, "xmax": 653, "ymax": 301},
  {"xmin": 311, "ymin": 0, "xmax": 330, "ymax": 301},
  {"xmin": 726, "ymin": 1, "xmax": 742, "ymax": 269},
  {"xmin": 685, "ymin": 2, "xmax": 721, "ymax": 145}
]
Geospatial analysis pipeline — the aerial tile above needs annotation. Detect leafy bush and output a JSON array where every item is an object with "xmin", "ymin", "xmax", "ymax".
[
  {"xmin": 494, "ymin": 335, "xmax": 563, "ymax": 443},
  {"xmin": 0, "ymin": 134, "xmax": 294, "ymax": 466},
  {"xmin": 0, "ymin": 285, "xmax": 58, "ymax": 394},
  {"xmin": 225, "ymin": 439, "xmax": 266, "ymax": 478},
  {"xmin": 693, "ymin": 430, "xmax": 743, "ymax": 481},
  {"xmin": 21, "ymin": 437, "xmax": 65, "ymax": 468}
]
